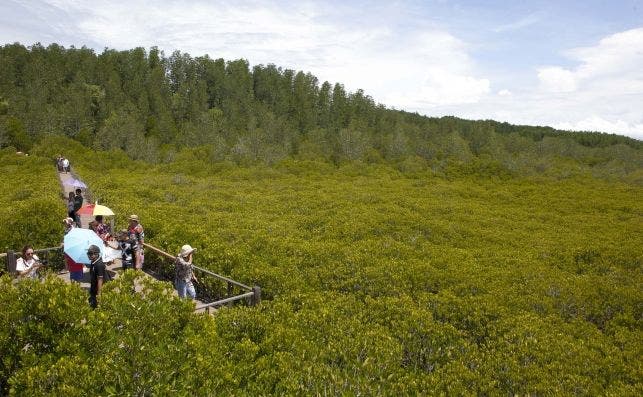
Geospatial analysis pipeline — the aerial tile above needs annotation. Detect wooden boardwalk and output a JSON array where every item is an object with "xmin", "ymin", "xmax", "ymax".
[{"xmin": 55, "ymin": 168, "xmax": 212, "ymax": 313}]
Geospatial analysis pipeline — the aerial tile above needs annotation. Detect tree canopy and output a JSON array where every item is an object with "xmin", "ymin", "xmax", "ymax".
[{"xmin": 0, "ymin": 43, "xmax": 640, "ymax": 178}]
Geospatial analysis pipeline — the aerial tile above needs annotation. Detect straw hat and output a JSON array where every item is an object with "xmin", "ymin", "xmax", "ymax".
[{"xmin": 128, "ymin": 214, "xmax": 139, "ymax": 222}]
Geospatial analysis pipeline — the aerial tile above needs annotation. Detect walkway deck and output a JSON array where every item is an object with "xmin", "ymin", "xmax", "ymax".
[{"xmin": 55, "ymin": 168, "xmax": 212, "ymax": 313}]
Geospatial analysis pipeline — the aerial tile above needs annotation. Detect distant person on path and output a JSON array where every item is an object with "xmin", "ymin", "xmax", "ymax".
[
  {"xmin": 61, "ymin": 157, "xmax": 70, "ymax": 173},
  {"xmin": 56, "ymin": 154, "xmax": 63, "ymax": 172},
  {"xmin": 175, "ymin": 244, "xmax": 198, "ymax": 299},
  {"xmin": 87, "ymin": 245, "xmax": 107, "ymax": 308},
  {"xmin": 15, "ymin": 245, "xmax": 43, "ymax": 279},
  {"xmin": 67, "ymin": 192, "xmax": 76, "ymax": 220},
  {"xmin": 117, "ymin": 229, "xmax": 135, "ymax": 271},
  {"xmin": 128, "ymin": 215, "xmax": 144, "ymax": 270},
  {"xmin": 73, "ymin": 189, "xmax": 83, "ymax": 227}
]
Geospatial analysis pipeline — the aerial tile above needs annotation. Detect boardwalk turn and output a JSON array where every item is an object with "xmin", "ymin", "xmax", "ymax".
[{"xmin": 55, "ymin": 167, "xmax": 211, "ymax": 311}]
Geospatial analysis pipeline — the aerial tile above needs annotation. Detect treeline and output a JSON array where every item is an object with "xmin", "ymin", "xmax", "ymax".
[{"xmin": 0, "ymin": 43, "xmax": 641, "ymax": 177}]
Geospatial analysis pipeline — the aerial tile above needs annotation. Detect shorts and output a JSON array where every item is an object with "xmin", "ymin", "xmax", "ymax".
[
  {"xmin": 69, "ymin": 270, "xmax": 84, "ymax": 282},
  {"xmin": 122, "ymin": 260, "xmax": 134, "ymax": 270}
]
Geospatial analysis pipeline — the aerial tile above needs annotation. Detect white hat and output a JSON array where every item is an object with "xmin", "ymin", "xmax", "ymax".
[{"xmin": 179, "ymin": 244, "xmax": 196, "ymax": 258}]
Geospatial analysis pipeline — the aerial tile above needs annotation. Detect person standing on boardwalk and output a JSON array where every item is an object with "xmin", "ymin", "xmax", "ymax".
[
  {"xmin": 87, "ymin": 245, "xmax": 107, "ymax": 308},
  {"xmin": 62, "ymin": 218, "xmax": 84, "ymax": 282},
  {"xmin": 61, "ymin": 157, "xmax": 70, "ymax": 173},
  {"xmin": 94, "ymin": 215, "xmax": 111, "ymax": 242},
  {"xmin": 175, "ymin": 245, "xmax": 198, "ymax": 299},
  {"xmin": 128, "ymin": 215, "xmax": 144, "ymax": 270},
  {"xmin": 73, "ymin": 189, "xmax": 83, "ymax": 227},
  {"xmin": 67, "ymin": 192, "xmax": 76, "ymax": 221},
  {"xmin": 117, "ymin": 229, "xmax": 135, "ymax": 271},
  {"xmin": 15, "ymin": 245, "xmax": 43, "ymax": 279},
  {"xmin": 63, "ymin": 217, "xmax": 75, "ymax": 235}
]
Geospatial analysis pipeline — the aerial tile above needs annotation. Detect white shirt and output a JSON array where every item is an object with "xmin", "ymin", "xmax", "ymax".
[{"xmin": 16, "ymin": 255, "xmax": 40, "ymax": 278}]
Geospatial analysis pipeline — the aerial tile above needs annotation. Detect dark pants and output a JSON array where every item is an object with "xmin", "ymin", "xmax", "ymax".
[{"xmin": 89, "ymin": 294, "xmax": 97, "ymax": 308}]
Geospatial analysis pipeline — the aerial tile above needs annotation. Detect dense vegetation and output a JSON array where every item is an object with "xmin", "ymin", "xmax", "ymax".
[
  {"xmin": 0, "ymin": 43, "xmax": 641, "ymax": 183},
  {"xmin": 0, "ymin": 42, "xmax": 641, "ymax": 394},
  {"xmin": 0, "ymin": 149, "xmax": 61, "ymax": 252},
  {"xmin": 1, "ymin": 135, "xmax": 640, "ymax": 394}
]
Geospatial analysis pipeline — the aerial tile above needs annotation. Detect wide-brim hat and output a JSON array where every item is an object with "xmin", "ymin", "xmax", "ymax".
[
  {"xmin": 179, "ymin": 244, "xmax": 196, "ymax": 258},
  {"xmin": 128, "ymin": 214, "xmax": 139, "ymax": 222}
]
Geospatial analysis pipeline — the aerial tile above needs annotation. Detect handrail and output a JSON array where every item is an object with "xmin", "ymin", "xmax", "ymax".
[
  {"xmin": 1, "ymin": 246, "xmax": 62, "ymax": 258},
  {"xmin": 143, "ymin": 243, "xmax": 252, "ymax": 291},
  {"xmin": 195, "ymin": 291, "xmax": 255, "ymax": 310},
  {"xmin": 142, "ymin": 242, "xmax": 261, "ymax": 309},
  {"xmin": 4, "ymin": 246, "xmax": 64, "ymax": 274},
  {"xmin": 4, "ymin": 242, "xmax": 261, "ymax": 309}
]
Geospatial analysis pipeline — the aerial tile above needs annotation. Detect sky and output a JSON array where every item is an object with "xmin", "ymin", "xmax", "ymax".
[{"xmin": 1, "ymin": 0, "xmax": 642, "ymax": 140}]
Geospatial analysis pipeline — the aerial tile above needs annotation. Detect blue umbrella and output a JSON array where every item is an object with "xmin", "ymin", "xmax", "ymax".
[
  {"xmin": 63, "ymin": 178, "xmax": 87, "ymax": 189},
  {"xmin": 63, "ymin": 228, "xmax": 104, "ymax": 264}
]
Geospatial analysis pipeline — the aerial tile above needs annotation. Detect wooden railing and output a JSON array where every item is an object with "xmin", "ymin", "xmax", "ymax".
[
  {"xmin": 3, "ymin": 243, "xmax": 261, "ymax": 314},
  {"xmin": 2, "ymin": 246, "xmax": 64, "ymax": 274},
  {"xmin": 143, "ymin": 243, "xmax": 261, "ymax": 312}
]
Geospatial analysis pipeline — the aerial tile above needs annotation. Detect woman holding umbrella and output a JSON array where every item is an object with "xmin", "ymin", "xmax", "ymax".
[
  {"xmin": 94, "ymin": 215, "xmax": 112, "ymax": 241},
  {"xmin": 77, "ymin": 202, "xmax": 116, "ymax": 245},
  {"xmin": 62, "ymin": 218, "xmax": 84, "ymax": 282}
]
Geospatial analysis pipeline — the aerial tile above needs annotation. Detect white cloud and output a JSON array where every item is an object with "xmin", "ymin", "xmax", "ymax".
[
  {"xmin": 537, "ymin": 66, "xmax": 577, "ymax": 92},
  {"xmin": 554, "ymin": 117, "xmax": 643, "ymax": 140},
  {"xmin": 462, "ymin": 27, "xmax": 643, "ymax": 138},
  {"xmin": 497, "ymin": 89, "xmax": 512, "ymax": 96},
  {"xmin": 571, "ymin": 28, "xmax": 643, "ymax": 81},
  {"xmin": 493, "ymin": 13, "xmax": 541, "ymax": 33},
  {"xmin": 537, "ymin": 27, "xmax": 643, "ymax": 93}
]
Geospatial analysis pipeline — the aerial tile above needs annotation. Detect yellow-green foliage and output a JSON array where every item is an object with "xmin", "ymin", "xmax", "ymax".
[
  {"xmin": 0, "ymin": 148, "xmax": 64, "ymax": 253},
  {"xmin": 3, "ymin": 137, "xmax": 642, "ymax": 394}
]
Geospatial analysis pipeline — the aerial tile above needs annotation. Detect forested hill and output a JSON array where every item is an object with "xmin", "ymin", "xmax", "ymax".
[{"xmin": 0, "ymin": 43, "xmax": 641, "ymax": 178}]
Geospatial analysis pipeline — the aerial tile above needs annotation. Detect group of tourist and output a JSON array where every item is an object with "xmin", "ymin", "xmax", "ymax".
[
  {"xmin": 14, "ymin": 160, "xmax": 199, "ymax": 307},
  {"xmin": 55, "ymin": 155, "xmax": 71, "ymax": 173},
  {"xmin": 66, "ymin": 189, "xmax": 84, "ymax": 227},
  {"xmin": 61, "ymin": 213, "xmax": 146, "ymax": 307}
]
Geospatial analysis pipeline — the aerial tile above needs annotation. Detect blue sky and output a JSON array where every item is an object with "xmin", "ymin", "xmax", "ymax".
[{"xmin": 1, "ymin": 0, "xmax": 642, "ymax": 139}]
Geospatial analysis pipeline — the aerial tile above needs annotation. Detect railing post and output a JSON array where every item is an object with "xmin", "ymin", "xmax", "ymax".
[
  {"xmin": 227, "ymin": 281, "xmax": 233, "ymax": 308},
  {"xmin": 6, "ymin": 250, "xmax": 17, "ymax": 275},
  {"xmin": 251, "ymin": 285, "xmax": 261, "ymax": 306}
]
